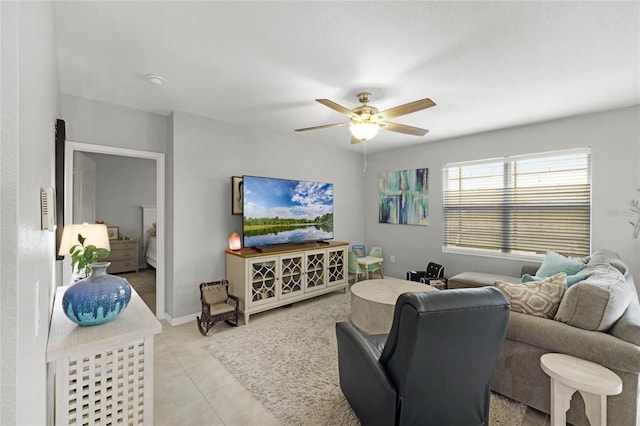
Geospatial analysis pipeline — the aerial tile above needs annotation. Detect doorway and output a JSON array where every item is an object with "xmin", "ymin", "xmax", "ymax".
[{"xmin": 64, "ymin": 141, "xmax": 165, "ymax": 319}]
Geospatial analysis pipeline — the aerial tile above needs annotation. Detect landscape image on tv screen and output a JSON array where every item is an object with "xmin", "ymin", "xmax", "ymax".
[{"xmin": 242, "ymin": 175, "xmax": 334, "ymax": 248}]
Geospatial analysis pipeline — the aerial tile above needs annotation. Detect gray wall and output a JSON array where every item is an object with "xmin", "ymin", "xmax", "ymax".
[
  {"xmin": 59, "ymin": 98, "xmax": 365, "ymax": 320},
  {"xmin": 365, "ymin": 106, "xmax": 640, "ymax": 286},
  {"xmin": 169, "ymin": 111, "xmax": 365, "ymax": 318},
  {"xmin": 1, "ymin": 2, "xmax": 58, "ymax": 424}
]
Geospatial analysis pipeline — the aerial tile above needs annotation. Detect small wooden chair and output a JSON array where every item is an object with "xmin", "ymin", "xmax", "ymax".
[
  {"xmin": 367, "ymin": 246, "xmax": 384, "ymax": 279},
  {"xmin": 196, "ymin": 280, "xmax": 240, "ymax": 336}
]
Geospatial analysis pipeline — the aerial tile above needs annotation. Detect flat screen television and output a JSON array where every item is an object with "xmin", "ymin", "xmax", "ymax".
[{"xmin": 242, "ymin": 175, "xmax": 334, "ymax": 249}]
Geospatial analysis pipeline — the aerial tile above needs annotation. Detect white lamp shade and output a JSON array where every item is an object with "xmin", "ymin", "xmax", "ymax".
[
  {"xmin": 58, "ymin": 224, "xmax": 110, "ymax": 255},
  {"xmin": 349, "ymin": 122, "xmax": 380, "ymax": 141}
]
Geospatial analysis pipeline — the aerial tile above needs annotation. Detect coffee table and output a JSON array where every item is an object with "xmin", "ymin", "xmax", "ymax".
[{"xmin": 350, "ymin": 278, "xmax": 437, "ymax": 334}]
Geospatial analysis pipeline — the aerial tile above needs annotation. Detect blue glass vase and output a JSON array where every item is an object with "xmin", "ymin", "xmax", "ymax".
[{"xmin": 62, "ymin": 262, "xmax": 132, "ymax": 326}]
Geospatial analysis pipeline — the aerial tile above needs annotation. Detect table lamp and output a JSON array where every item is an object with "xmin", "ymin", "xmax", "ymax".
[{"xmin": 58, "ymin": 223, "xmax": 111, "ymax": 256}]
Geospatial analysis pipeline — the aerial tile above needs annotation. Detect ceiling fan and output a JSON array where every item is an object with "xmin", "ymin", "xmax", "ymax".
[{"xmin": 295, "ymin": 92, "xmax": 436, "ymax": 144}]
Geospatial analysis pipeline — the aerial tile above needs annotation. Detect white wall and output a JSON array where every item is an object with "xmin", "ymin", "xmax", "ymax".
[
  {"xmin": 169, "ymin": 111, "xmax": 365, "ymax": 318},
  {"xmin": 0, "ymin": 2, "xmax": 58, "ymax": 424},
  {"xmin": 365, "ymin": 106, "xmax": 640, "ymax": 285}
]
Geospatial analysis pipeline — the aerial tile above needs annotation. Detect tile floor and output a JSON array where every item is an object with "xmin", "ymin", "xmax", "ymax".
[{"xmin": 153, "ymin": 291, "xmax": 550, "ymax": 426}]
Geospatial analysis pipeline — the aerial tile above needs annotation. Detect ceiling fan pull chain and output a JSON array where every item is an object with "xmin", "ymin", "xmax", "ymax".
[{"xmin": 362, "ymin": 142, "xmax": 368, "ymax": 173}]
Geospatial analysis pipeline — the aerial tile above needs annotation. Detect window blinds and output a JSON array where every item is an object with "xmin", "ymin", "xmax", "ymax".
[{"xmin": 442, "ymin": 149, "xmax": 591, "ymax": 258}]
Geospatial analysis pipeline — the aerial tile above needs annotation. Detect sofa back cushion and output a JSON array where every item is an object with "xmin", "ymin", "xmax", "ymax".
[
  {"xmin": 555, "ymin": 263, "xmax": 631, "ymax": 331},
  {"xmin": 202, "ymin": 284, "xmax": 228, "ymax": 305},
  {"xmin": 494, "ymin": 273, "xmax": 567, "ymax": 319},
  {"xmin": 589, "ymin": 249, "xmax": 630, "ymax": 277}
]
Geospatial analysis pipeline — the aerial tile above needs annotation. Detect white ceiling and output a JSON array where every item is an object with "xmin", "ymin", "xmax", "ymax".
[{"xmin": 54, "ymin": 1, "xmax": 639, "ymax": 154}]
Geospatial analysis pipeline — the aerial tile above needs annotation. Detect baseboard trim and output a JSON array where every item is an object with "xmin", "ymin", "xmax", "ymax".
[{"xmin": 164, "ymin": 312, "xmax": 198, "ymax": 326}]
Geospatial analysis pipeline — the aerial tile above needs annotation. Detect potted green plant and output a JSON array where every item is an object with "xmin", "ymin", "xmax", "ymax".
[{"xmin": 70, "ymin": 233, "xmax": 111, "ymax": 279}]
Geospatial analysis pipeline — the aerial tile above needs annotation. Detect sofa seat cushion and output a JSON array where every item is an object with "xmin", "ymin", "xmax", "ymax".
[
  {"xmin": 555, "ymin": 264, "xmax": 632, "ymax": 331},
  {"xmin": 495, "ymin": 273, "xmax": 567, "ymax": 319},
  {"xmin": 505, "ymin": 311, "xmax": 640, "ymax": 373},
  {"xmin": 448, "ymin": 272, "xmax": 520, "ymax": 289}
]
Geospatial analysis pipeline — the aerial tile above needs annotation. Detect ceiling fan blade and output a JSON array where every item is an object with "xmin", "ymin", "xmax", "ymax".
[
  {"xmin": 316, "ymin": 99, "xmax": 358, "ymax": 117},
  {"xmin": 379, "ymin": 98, "xmax": 436, "ymax": 119},
  {"xmin": 295, "ymin": 122, "xmax": 350, "ymax": 132},
  {"xmin": 350, "ymin": 136, "xmax": 362, "ymax": 144},
  {"xmin": 380, "ymin": 121, "xmax": 429, "ymax": 136}
]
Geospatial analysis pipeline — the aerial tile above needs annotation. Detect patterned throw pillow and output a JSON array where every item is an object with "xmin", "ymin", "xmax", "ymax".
[
  {"xmin": 521, "ymin": 272, "xmax": 587, "ymax": 287},
  {"xmin": 494, "ymin": 273, "xmax": 567, "ymax": 319}
]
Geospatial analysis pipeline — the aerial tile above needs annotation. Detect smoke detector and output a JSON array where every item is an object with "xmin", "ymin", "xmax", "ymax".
[{"xmin": 145, "ymin": 74, "xmax": 164, "ymax": 85}]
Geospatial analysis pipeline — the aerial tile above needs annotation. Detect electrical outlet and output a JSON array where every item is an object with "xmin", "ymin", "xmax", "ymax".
[{"xmin": 390, "ymin": 255, "xmax": 395, "ymax": 263}]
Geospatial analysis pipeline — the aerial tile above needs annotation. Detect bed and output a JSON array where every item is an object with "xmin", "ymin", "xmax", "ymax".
[{"xmin": 142, "ymin": 205, "xmax": 157, "ymax": 268}]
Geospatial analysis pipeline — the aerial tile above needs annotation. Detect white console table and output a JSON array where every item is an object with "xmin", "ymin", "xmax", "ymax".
[{"xmin": 47, "ymin": 285, "xmax": 161, "ymax": 425}]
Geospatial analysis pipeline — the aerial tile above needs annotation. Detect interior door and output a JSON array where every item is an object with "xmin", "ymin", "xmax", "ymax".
[{"xmin": 73, "ymin": 151, "xmax": 96, "ymax": 223}]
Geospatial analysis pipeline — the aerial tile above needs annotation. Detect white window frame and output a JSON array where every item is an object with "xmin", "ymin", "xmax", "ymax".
[{"xmin": 442, "ymin": 148, "xmax": 592, "ymax": 261}]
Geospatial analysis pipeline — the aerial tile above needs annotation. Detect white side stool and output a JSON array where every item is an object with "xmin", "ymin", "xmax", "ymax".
[{"xmin": 541, "ymin": 353, "xmax": 622, "ymax": 426}]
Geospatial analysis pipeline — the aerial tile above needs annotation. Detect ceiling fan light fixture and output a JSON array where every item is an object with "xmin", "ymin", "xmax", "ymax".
[
  {"xmin": 350, "ymin": 122, "xmax": 379, "ymax": 141},
  {"xmin": 294, "ymin": 93, "xmax": 434, "ymax": 144}
]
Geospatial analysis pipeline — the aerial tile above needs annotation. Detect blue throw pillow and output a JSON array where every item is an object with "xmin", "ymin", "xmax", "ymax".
[
  {"xmin": 536, "ymin": 250, "xmax": 586, "ymax": 278},
  {"xmin": 521, "ymin": 272, "xmax": 587, "ymax": 287}
]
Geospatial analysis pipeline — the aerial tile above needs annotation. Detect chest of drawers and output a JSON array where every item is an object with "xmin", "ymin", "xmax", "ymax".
[{"xmin": 104, "ymin": 238, "xmax": 139, "ymax": 273}]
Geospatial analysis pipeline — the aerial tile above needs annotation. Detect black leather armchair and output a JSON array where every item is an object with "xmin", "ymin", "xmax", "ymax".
[
  {"xmin": 335, "ymin": 287, "xmax": 510, "ymax": 426},
  {"xmin": 406, "ymin": 261, "xmax": 445, "ymax": 283}
]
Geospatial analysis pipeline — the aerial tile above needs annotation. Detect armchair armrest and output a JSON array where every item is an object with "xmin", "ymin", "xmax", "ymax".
[
  {"xmin": 226, "ymin": 294, "xmax": 240, "ymax": 308},
  {"xmin": 335, "ymin": 322, "xmax": 397, "ymax": 426}
]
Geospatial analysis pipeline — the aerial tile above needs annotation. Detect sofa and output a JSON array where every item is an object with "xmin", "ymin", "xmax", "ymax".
[{"xmin": 448, "ymin": 249, "xmax": 640, "ymax": 426}]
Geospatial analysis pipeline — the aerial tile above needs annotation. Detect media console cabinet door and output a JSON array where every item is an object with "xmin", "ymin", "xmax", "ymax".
[
  {"xmin": 247, "ymin": 256, "xmax": 278, "ymax": 306},
  {"xmin": 305, "ymin": 249, "xmax": 327, "ymax": 292},
  {"xmin": 280, "ymin": 252, "xmax": 305, "ymax": 299},
  {"xmin": 327, "ymin": 246, "xmax": 347, "ymax": 285}
]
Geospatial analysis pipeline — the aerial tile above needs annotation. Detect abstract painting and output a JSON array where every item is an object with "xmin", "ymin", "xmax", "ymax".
[{"xmin": 379, "ymin": 168, "xmax": 429, "ymax": 225}]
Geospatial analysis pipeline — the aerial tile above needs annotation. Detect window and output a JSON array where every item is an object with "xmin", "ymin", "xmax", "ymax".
[{"xmin": 442, "ymin": 149, "xmax": 591, "ymax": 259}]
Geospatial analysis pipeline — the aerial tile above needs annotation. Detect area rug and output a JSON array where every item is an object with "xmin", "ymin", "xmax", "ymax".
[{"xmin": 206, "ymin": 294, "xmax": 526, "ymax": 425}]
